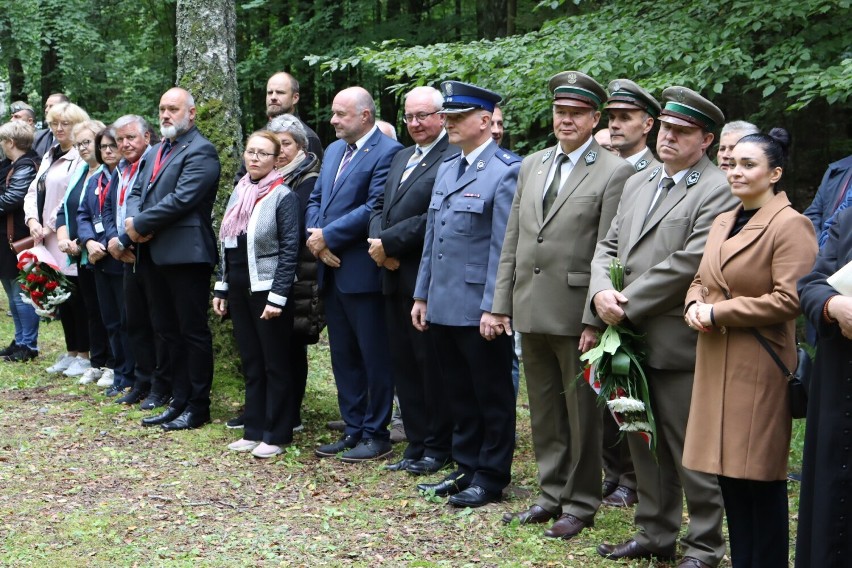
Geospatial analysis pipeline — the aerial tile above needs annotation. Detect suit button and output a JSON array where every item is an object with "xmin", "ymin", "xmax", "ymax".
[
  {"xmin": 441, "ymin": 221, "xmax": 446, "ymax": 226},
  {"xmin": 439, "ymin": 238, "xmax": 443, "ymax": 243},
  {"xmin": 537, "ymin": 236, "xmax": 543, "ymax": 243},
  {"xmin": 625, "ymin": 267, "xmax": 632, "ymax": 275},
  {"xmin": 534, "ymin": 267, "xmax": 540, "ymax": 274}
]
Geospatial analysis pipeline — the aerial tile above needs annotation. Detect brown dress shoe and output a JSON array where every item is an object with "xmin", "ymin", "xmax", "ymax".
[
  {"xmin": 677, "ymin": 557, "xmax": 712, "ymax": 568},
  {"xmin": 501, "ymin": 504, "xmax": 557, "ymax": 525},
  {"xmin": 597, "ymin": 539, "xmax": 675, "ymax": 561},
  {"xmin": 543, "ymin": 513, "xmax": 591, "ymax": 540},
  {"xmin": 602, "ymin": 485, "xmax": 638, "ymax": 507},
  {"xmin": 602, "ymin": 480, "xmax": 618, "ymax": 498}
]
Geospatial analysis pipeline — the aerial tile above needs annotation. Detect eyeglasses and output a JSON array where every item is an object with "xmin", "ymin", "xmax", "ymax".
[
  {"xmin": 73, "ymin": 139, "xmax": 92, "ymax": 150},
  {"xmin": 245, "ymin": 149, "xmax": 275, "ymax": 160},
  {"xmin": 402, "ymin": 111, "xmax": 439, "ymax": 124},
  {"xmin": 48, "ymin": 120, "xmax": 72, "ymax": 129},
  {"xmin": 100, "ymin": 143, "xmax": 118, "ymax": 151}
]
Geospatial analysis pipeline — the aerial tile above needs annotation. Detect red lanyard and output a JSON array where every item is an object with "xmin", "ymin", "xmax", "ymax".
[
  {"xmin": 149, "ymin": 142, "xmax": 174, "ymax": 186},
  {"xmin": 118, "ymin": 160, "xmax": 140, "ymax": 206},
  {"xmin": 96, "ymin": 174, "xmax": 108, "ymax": 212}
]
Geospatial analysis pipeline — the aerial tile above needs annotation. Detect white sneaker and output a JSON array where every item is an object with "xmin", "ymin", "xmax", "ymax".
[
  {"xmin": 228, "ymin": 439, "xmax": 260, "ymax": 452},
  {"xmin": 96, "ymin": 368, "xmax": 115, "ymax": 387},
  {"xmin": 63, "ymin": 357, "xmax": 92, "ymax": 377},
  {"xmin": 252, "ymin": 443, "xmax": 283, "ymax": 458},
  {"xmin": 78, "ymin": 366, "xmax": 103, "ymax": 385},
  {"xmin": 46, "ymin": 353, "xmax": 76, "ymax": 373}
]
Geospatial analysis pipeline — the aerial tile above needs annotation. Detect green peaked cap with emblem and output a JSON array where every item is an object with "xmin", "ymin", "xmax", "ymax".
[
  {"xmin": 659, "ymin": 86, "xmax": 725, "ymax": 131},
  {"xmin": 605, "ymin": 79, "xmax": 661, "ymax": 118},
  {"xmin": 548, "ymin": 71, "xmax": 606, "ymax": 110}
]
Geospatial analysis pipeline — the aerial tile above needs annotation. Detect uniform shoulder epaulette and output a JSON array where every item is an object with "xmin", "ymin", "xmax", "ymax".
[
  {"xmin": 496, "ymin": 149, "xmax": 522, "ymax": 165},
  {"xmin": 445, "ymin": 152, "xmax": 461, "ymax": 163}
]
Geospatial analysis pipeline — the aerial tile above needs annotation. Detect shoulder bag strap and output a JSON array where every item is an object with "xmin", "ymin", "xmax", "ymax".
[{"xmin": 722, "ymin": 289, "xmax": 793, "ymax": 378}]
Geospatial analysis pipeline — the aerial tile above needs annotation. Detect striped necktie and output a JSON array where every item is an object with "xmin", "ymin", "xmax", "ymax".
[
  {"xmin": 335, "ymin": 143, "xmax": 357, "ymax": 182},
  {"xmin": 399, "ymin": 147, "xmax": 423, "ymax": 186}
]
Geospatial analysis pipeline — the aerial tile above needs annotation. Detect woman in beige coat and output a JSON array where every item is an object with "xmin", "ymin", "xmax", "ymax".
[{"xmin": 682, "ymin": 129, "xmax": 817, "ymax": 568}]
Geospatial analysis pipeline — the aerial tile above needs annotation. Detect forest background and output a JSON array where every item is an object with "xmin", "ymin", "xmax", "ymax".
[{"xmin": 1, "ymin": 0, "xmax": 850, "ymax": 213}]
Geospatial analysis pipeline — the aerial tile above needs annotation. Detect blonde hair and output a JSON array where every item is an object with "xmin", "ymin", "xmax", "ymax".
[
  {"xmin": 46, "ymin": 102, "xmax": 90, "ymax": 126},
  {"xmin": 71, "ymin": 120, "xmax": 107, "ymax": 143},
  {"xmin": 247, "ymin": 130, "xmax": 281, "ymax": 157},
  {"xmin": 0, "ymin": 120, "xmax": 35, "ymax": 151}
]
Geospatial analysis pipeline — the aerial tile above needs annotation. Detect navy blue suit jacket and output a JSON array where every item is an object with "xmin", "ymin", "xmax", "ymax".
[
  {"xmin": 126, "ymin": 126, "xmax": 220, "ymax": 266},
  {"xmin": 305, "ymin": 128, "xmax": 403, "ymax": 293},
  {"xmin": 804, "ymin": 154, "xmax": 852, "ymax": 239}
]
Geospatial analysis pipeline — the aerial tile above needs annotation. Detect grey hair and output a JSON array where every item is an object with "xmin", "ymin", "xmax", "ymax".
[
  {"xmin": 267, "ymin": 113, "xmax": 309, "ymax": 149},
  {"xmin": 110, "ymin": 115, "xmax": 150, "ymax": 139},
  {"xmin": 405, "ymin": 86, "xmax": 444, "ymax": 111},
  {"xmin": 720, "ymin": 120, "xmax": 759, "ymax": 138}
]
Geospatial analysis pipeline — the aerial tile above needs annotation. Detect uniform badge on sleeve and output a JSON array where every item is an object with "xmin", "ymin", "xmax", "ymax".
[{"xmin": 686, "ymin": 171, "xmax": 701, "ymax": 187}]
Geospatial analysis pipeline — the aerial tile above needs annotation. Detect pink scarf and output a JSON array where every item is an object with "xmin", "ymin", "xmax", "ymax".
[{"xmin": 220, "ymin": 169, "xmax": 283, "ymax": 240}]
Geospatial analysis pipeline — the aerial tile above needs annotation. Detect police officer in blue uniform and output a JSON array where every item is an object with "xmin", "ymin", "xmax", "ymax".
[{"xmin": 411, "ymin": 81, "xmax": 521, "ymax": 508}]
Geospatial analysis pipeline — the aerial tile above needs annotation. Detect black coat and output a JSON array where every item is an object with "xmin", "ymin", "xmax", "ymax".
[
  {"xmin": 0, "ymin": 150, "xmax": 39, "ymax": 278},
  {"xmin": 796, "ymin": 207, "xmax": 852, "ymax": 567},
  {"xmin": 368, "ymin": 135, "xmax": 457, "ymax": 297}
]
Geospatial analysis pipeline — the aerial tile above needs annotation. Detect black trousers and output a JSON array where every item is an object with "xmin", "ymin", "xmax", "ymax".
[
  {"xmin": 430, "ymin": 324, "xmax": 515, "ymax": 492},
  {"xmin": 138, "ymin": 248, "xmax": 213, "ymax": 413},
  {"xmin": 385, "ymin": 292, "xmax": 451, "ymax": 461},
  {"xmin": 124, "ymin": 263, "xmax": 171, "ymax": 394},
  {"xmin": 76, "ymin": 267, "xmax": 112, "ymax": 367},
  {"xmin": 93, "ymin": 269, "xmax": 134, "ymax": 388},
  {"xmin": 718, "ymin": 475, "xmax": 788, "ymax": 568},
  {"xmin": 229, "ymin": 280, "xmax": 297, "ymax": 445},
  {"xmin": 58, "ymin": 275, "xmax": 89, "ymax": 353},
  {"xmin": 603, "ymin": 409, "xmax": 636, "ymax": 490},
  {"xmin": 288, "ymin": 339, "xmax": 308, "ymax": 427}
]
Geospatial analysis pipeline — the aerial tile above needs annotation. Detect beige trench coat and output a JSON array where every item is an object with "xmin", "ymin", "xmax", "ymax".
[{"xmin": 682, "ymin": 192, "xmax": 817, "ymax": 480}]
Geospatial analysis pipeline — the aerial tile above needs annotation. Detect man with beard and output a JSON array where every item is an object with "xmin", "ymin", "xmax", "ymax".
[
  {"xmin": 98, "ymin": 115, "xmax": 172, "ymax": 409},
  {"xmin": 265, "ymin": 72, "xmax": 323, "ymax": 159},
  {"xmin": 126, "ymin": 87, "xmax": 220, "ymax": 431}
]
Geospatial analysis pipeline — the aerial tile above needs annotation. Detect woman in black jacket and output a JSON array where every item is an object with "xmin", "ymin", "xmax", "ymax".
[
  {"xmin": 0, "ymin": 121, "xmax": 41, "ymax": 361},
  {"xmin": 269, "ymin": 114, "xmax": 324, "ymax": 432}
]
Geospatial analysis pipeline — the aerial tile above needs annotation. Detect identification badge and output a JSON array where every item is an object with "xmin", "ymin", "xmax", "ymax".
[
  {"xmin": 224, "ymin": 236, "xmax": 237, "ymax": 249},
  {"xmin": 94, "ymin": 216, "xmax": 105, "ymax": 234}
]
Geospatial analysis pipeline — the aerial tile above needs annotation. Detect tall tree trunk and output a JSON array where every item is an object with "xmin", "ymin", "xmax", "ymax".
[{"xmin": 175, "ymin": 0, "xmax": 242, "ymax": 222}]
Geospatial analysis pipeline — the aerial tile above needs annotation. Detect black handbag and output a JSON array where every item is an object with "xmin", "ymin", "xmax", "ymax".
[{"xmin": 748, "ymin": 327, "xmax": 810, "ymax": 419}]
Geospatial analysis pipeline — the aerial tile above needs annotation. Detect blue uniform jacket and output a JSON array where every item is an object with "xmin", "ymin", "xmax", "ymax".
[{"xmin": 414, "ymin": 140, "xmax": 521, "ymax": 326}]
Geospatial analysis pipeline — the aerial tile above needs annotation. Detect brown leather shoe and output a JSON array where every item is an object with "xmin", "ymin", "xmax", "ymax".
[
  {"xmin": 602, "ymin": 480, "xmax": 618, "ymax": 498},
  {"xmin": 501, "ymin": 504, "xmax": 558, "ymax": 525},
  {"xmin": 677, "ymin": 557, "xmax": 712, "ymax": 568},
  {"xmin": 597, "ymin": 539, "xmax": 675, "ymax": 561},
  {"xmin": 543, "ymin": 513, "xmax": 592, "ymax": 540},
  {"xmin": 602, "ymin": 485, "xmax": 638, "ymax": 507}
]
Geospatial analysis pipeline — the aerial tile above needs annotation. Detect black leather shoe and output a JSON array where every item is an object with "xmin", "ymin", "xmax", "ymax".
[
  {"xmin": 315, "ymin": 435, "xmax": 359, "ymax": 458},
  {"xmin": 385, "ymin": 458, "xmax": 417, "ymax": 471},
  {"xmin": 340, "ymin": 439, "xmax": 393, "ymax": 462},
  {"xmin": 140, "ymin": 392, "xmax": 170, "ymax": 411},
  {"xmin": 141, "ymin": 406, "xmax": 183, "ymax": 427},
  {"xmin": 162, "ymin": 409, "xmax": 210, "ymax": 431},
  {"xmin": 0, "ymin": 340, "xmax": 17, "ymax": 357},
  {"xmin": 417, "ymin": 472, "xmax": 469, "ymax": 497},
  {"xmin": 602, "ymin": 485, "xmax": 638, "ymax": 507},
  {"xmin": 104, "ymin": 385, "xmax": 126, "ymax": 397},
  {"xmin": 448, "ymin": 485, "xmax": 502, "ymax": 508},
  {"xmin": 115, "ymin": 386, "xmax": 149, "ymax": 405},
  {"xmin": 602, "ymin": 480, "xmax": 618, "ymax": 498},
  {"xmin": 406, "ymin": 456, "xmax": 452, "ymax": 475},
  {"xmin": 4, "ymin": 345, "xmax": 38, "ymax": 362},
  {"xmin": 597, "ymin": 539, "xmax": 675, "ymax": 561}
]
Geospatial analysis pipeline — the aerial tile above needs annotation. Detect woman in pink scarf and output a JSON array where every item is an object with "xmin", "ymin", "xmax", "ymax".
[{"xmin": 213, "ymin": 131, "xmax": 300, "ymax": 458}]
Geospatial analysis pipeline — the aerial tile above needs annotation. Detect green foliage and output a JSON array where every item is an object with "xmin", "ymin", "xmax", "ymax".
[{"xmin": 310, "ymin": 0, "xmax": 851, "ymax": 154}]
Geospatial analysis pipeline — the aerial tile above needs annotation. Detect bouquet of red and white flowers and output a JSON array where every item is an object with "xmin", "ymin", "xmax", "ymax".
[
  {"xmin": 16, "ymin": 247, "xmax": 74, "ymax": 320},
  {"xmin": 580, "ymin": 258, "xmax": 657, "ymax": 453}
]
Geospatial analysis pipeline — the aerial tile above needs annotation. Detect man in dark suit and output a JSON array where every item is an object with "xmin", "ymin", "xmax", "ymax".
[
  {"xmin": 413, "ymin": 81, "xmax": 521, "ymax": 508},
  {"xmin": 124, "ymin": 87, "xmax": 221, "ymax": 431},
  {"xmin": 804, "ymin": 154, "xmax": 852, "ymax": 246},
  {"xmin": 33, "ymin": 93, "xmax": 68, "ymax": 158},
  {"xmin": 590, "ymin": 86, "xmax": 735, "ymax": 568},
  {"xmin": 367, "ymin": 86, "xmax": 455, "ymax": 475},
  {"xmin": 306, "ymin": 86, "xmax": 403, "ymax": 461}
]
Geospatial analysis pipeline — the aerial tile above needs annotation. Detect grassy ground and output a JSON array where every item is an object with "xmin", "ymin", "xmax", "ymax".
[{"xmin": 0, "ymin": 296, "xmax": 805, "ymax": 567}]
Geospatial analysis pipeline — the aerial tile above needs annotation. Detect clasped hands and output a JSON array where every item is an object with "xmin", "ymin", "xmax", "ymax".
[
  {"xmin": 306, "ymin": 228, "xmax": 340, "ymax": 268},
  {"xmin": 366, "ymin": 238, "xmax": 399, "ymax": 270},
  {"xmin": 684, "ymin": 301, "xmax": 713, "ymax": 333}
]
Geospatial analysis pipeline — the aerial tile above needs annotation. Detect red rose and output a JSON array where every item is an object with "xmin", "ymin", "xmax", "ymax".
[
  {"xmin": 31, "ymin": 290, "xmax": 44, "ymax": 299},
  {"xmin": 45, "ymin": 281, "xmax": 58, "ymax": 291},
  {"xmin": 26, "ymin": 274, "xmax": 37, "ymax": 282},
  {"xmin": 35, "ymin": 275, "xmax": 48, "ymax": 284}
]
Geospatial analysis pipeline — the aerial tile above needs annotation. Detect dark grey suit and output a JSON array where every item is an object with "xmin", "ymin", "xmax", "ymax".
[{"xmin": 368, "ymin": 134, "xmax": 455, "ymax": 462}]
